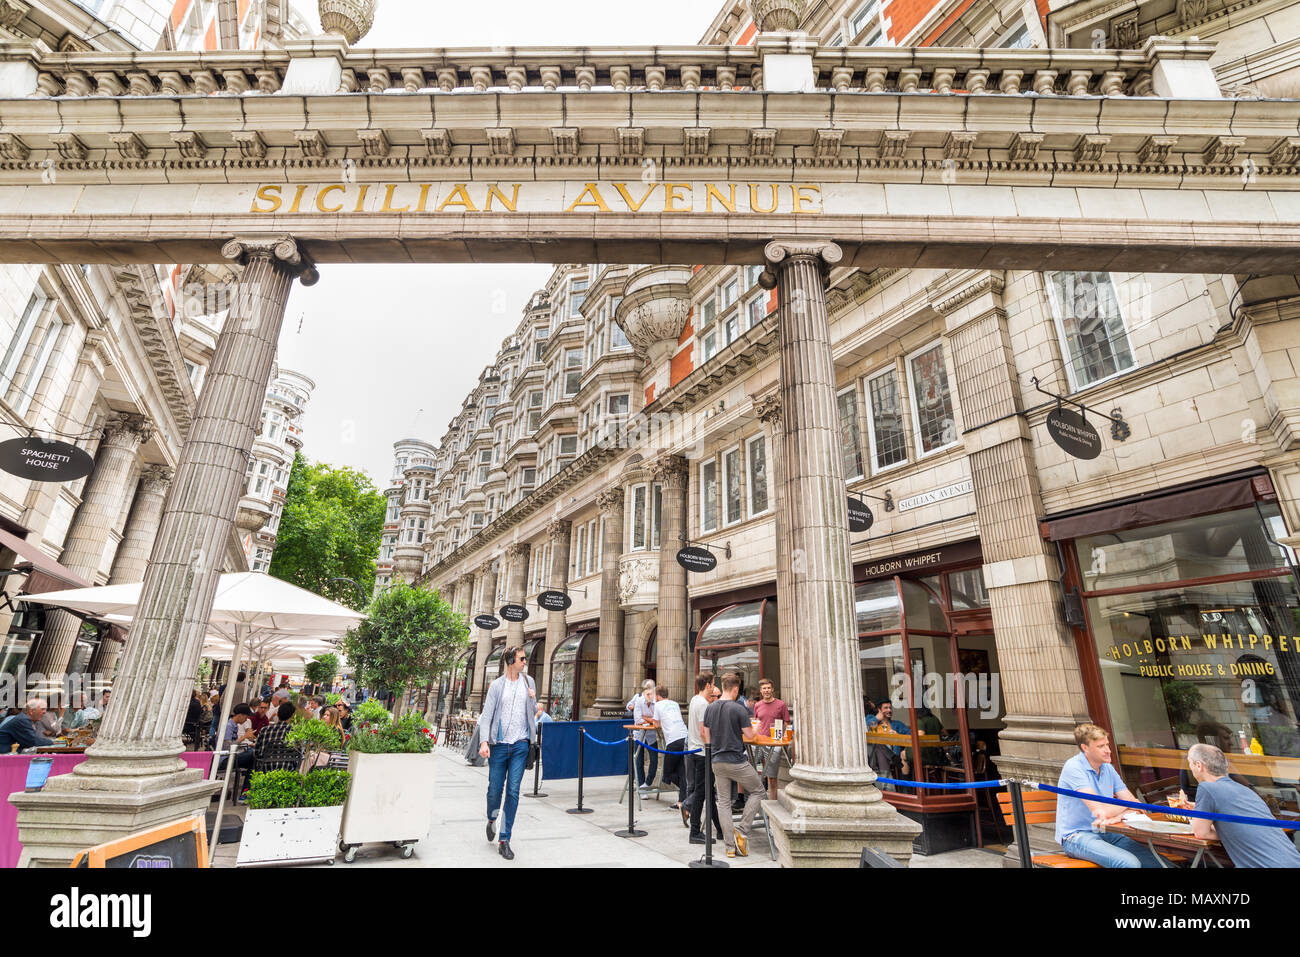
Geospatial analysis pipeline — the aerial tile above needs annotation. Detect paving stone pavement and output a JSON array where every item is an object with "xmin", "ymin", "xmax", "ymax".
[{"xmin": 211, "ymin": 747, "xmax": 1000, "ymax": 869}]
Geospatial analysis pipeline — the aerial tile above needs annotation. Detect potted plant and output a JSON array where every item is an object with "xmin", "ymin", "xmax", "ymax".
[
  {"xmin": 284, "ymin": 716, "xmax": 343, "ymax": 771},
  {"xmin": 235, "ymin": 768, "xmax": 351, "ymax": 867},
  {"xmin": 337, "ymin": 699, "xmax": 439, "ymax": 862}
]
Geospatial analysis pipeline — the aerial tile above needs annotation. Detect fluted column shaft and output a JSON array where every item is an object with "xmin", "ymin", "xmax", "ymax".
[
  {"xmin": 653, "ymin": 456, "xmax": 689, "ymax": 700},
  {"xmin": 764, "ymin": 241, "xmax": 874, "ymax": 798},
  {"xmin": 755, "ymin": 395, "xmax": 796, "ymax": 705},
  {"xmin": 542, "ymin": 520, "xmax": 571, "ymax": 708},
  {"xmin": 70, "ymin": 237, "xmax": 316, "ymax": 783},
  {"xmin": 469, "ymin": 561, "xmax": 498, "ymax": 709},
  {"xmin": 29, "ymin": 412, "xmax": 152, "ymax": 677},
  {"xmin": 591, "ymin": 487, "xmax": 626, "ymax": 714},
  {"xmin": 504, "ymin": 542, "xmax": 530, "ymax": 651}
]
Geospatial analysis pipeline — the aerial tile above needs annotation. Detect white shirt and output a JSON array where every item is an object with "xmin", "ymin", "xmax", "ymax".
[
  {"xmin": 629, "ymin": 692, "xmax": 657, "ymax": 742},
  {"xmin": 687, "ymin": 694, "xmax": 709, "ymax": 751},
  {"xmin": 653, "ymin": 698, "xmax": 688, "ymax": 746},
  {"xmin": 498, "ymin": 674, "xmax": 530, "ymax": 744}
]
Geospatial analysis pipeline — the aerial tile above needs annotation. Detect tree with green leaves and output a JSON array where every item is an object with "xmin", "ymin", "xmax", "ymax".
[
  {"xmin": 344, "ymin": 582, "xmax": 469, "ymax": 714},
  {"xmin": 303, "ymin": 653, "xmax": 340, "ymax": 689},
  {"xmin": 268, "ymin": 453, "xmax": 385, "ymax": 609}
]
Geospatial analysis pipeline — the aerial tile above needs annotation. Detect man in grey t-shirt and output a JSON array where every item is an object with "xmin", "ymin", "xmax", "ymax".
[
  {"xmin": 702, "ymin": 672, "xmax": 762, "ymax": 858},
  {"xmin": 1187, "ymin": 743, "xmax": 1300, "ymax": 868}
]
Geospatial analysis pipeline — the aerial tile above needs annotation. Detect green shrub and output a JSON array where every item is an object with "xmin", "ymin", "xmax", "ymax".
[
  {"xmin": 302, "ymin": 769, "xmax": 351, "ymax": 807},
  {"xmin": 347, "ymin": 705, "xmax": 436, "ymax": 754},
  {"xmin": 246, "ymin": 770, "xmax": 304, "ymax": 810},
  {"xmin": 324, "ymin": 692, "xmax": 342, "ymax": 706}
]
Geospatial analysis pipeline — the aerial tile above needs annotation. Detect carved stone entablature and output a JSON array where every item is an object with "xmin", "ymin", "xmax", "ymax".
[
  {"xmin": 1203, "ymin": 135, "xmax": 1245, "ymax": 166},
  {"xmin": 231, "ymin": 131, "xmax": 266, "ymax": 159},
  {"xmin": 684, "ymin": 127, "xmax": 711, "ymax": 156},
  {"xmin": 1073, "ymin": 134, "xmax": 1111, "ymax": 164},
  {"xmin": 0, "ymin": 0, "xmax": 30, "ymax": 30},
  {"xmin": 110, "ymin": 133, "xmax": 148, "ymax": 160},
  {"xmin": 486, "ymin": 127, "xmax": 516, "ymax": 157},
  {"xmin": 597, "ymin": 486, "xmax": 624, "ymax": 515},
  {"xmin": 1268, "ymin": 137, "xmax": 1300, "ymax": 170},
  {"xmin": 295, "ymin": 129, "xmax": 327, "ymax": 158},
  {"xmin": 928, "ymin": 270, "xmax": 1006, "ymax": 317},
  {"xmin": 551, "ymin": 127, "xmax": 578, "ymax": 156},
  {"xmin": 357, "ymin": 129, "xmax": 390, "ymax": 158},
  {"xmin": 1112, "ymin": 12, "xmax": 1140, "ymax": 49},
  {"xmin": 879, "ymin": 130, "xmax": 911, "ymax": 160},
  {"xmin": 944, "ymin": 131, "xmax": 978, "ymax": 161},
  {"xmin": 815, "ymin": 128, "xmax": 844, "ymax": 159},
  {"xmin": 170, "ymin": 131, "xmax": 207, "ymax": 159},
  {"xmin": 1138, "ymin": 135, "xmax": 1178, "ymax": 166},
  {"xmin": 422, "ymin": 128, "xmax": 451, "ymax": 157},
  {"xmin": 619, "ymin": 554, "xmax": 660, "ymax": 610},
  {"xmin": 749, "ymin": 128, "xmax": 777, "ymax": 159},
  {"xmin": 617, "ymin": 127, "xmax": 644, "ymax": 157}
]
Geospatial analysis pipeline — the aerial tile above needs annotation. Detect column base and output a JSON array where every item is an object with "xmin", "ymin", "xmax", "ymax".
[
  {"xmin": 586, "ymin": 698, "xmax": 628, "ymax": 719},
  {"xmin": 468, "ymin": 694, "xmax": 484, "ymax": 712},
  {"xmin": 10, "ymin": 770, "xmax": 217, "ymax": 867}
]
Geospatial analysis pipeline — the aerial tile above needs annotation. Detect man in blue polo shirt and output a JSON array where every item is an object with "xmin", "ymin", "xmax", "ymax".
[{"xmin": 1055, "ymin": 723, "xmax": 1160, "ymax": 867}]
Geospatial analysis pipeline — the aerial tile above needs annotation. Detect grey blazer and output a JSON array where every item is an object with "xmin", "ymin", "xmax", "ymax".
[{"xmin": 476, "ymin": 673, "xmax": 538, "ymax": 746}]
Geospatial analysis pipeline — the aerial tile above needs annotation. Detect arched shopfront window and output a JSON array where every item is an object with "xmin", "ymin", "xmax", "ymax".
[
  {"xmin": 857, "ymin": 576, "xmax": 982, "ymax": 812},
  {"xmin": 446, "ymin": 646, "xmax": 475, "ymax": 713},
  {"xmin": 549, "ymin": 630, "xmax": 597, "ymax": 721},
  {"xmin": 695, "ymin": 600, "xmax": 780, "ymax": 699},
  {"xmin": 484, "ymin": 641, "xmax": 506, "ymax": 682}
]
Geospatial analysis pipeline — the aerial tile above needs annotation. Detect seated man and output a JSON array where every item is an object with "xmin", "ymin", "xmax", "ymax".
[
  {"xmin": 1055, "ymin": 723, "xmax": 1160, "ymax": 868},
  {"xmin": 1185, "ymin": 743, "xmax": 1300, "ymax": 868},
  {"xmin": 866, "ymin": 701, "xmax": 912, "ymax": 779},
  {"xmin": 217, "ymin": 703, "xmax": 258, "ymax": 777},
  {"xmin": 254, "ymin": 701, "xmax": 302, "ymax": 771},
  {"xmin": 0, "ymin": 698, "xmax": 48, "ymax": 753}
]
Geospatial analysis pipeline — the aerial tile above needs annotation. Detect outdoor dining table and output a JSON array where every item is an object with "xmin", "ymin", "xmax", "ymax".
[
  {"xmin": 865, "ymin": 731, "xmax": 950, "ymax": 747},
  {"xmin": 1099, "ymin": 819, "xmax": 1229, "ymax": 868}
]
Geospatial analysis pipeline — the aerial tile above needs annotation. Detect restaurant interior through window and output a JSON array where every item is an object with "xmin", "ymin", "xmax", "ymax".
[{"xmin": 1052, "ymin": 473, "xmax": 1300, "ymax": 826}]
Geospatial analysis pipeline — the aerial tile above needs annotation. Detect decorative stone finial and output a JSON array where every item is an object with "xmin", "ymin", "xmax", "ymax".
[
  {"xmin": 318, "ymin": 0, "xmax": 377, "ymax": 44},
  {"xmin": 748, "ymin": 0, "xmax": 806, "ymax": 33}
]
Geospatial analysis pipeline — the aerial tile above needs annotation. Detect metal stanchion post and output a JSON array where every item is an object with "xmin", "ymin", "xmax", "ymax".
[
  {"xmin": 690, "ymin": 743, "xmax": 727, "ymax": 868},
  {"xmin": 526, "ymin": 721, "xmax": 548, "ymax": 798},
  {"xmin": 1008, "ymin": 780, "xmax": 1034, "ymax": 870},
  {"xmin": 616, "ymin": 735, "xmax": 647, "ymax": 838},
  {"xmin": 567, "ymin": 727, "xmax": 594, "ymax": 814}
]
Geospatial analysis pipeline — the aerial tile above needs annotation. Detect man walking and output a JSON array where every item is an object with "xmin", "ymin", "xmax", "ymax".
[
  {"xmin": 686, "ymin": 675, "xmax": 722, "ymax": 844},
  {"xmin": 752, "ymin": 677, "xmax": 790, "ymax": 801},
  {"xmin": 477, "ymin": 646, "xmax": 537, "ymax": 861},
  {"xmin": 702, "ymin": 673, "xmax": 763, "ymax": 858}
]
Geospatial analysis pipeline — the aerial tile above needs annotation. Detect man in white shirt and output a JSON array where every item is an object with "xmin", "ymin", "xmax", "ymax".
[
  {"xmin": 685, "ymin": 675, "xmax": 722, "ymax": 843},
  {"xmin": 627, "ymin": 679, "xmax": 659, "ymax": 791},
  {"xmin": 647, "ymin": 685, "xmax": 690, "ymax": 809}
]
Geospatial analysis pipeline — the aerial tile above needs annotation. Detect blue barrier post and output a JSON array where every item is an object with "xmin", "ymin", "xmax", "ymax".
[
  {"xmin": 1008, "ymin": 781, "xmax": 1033, "ymax": 869},
  {"xmin": 689, "ymin": 742, "xmax": 727, "ymax": 869},
  {"xmin": 525, "ymin": 721, "xmax": 548, "ymax": 799},
  {"xmin": 617, "ymin": 737, "xmax": 647, "ymax": 838},
  {"xmin": 566, "ymin": 730, "xmax": 593, "ymax": 815}
]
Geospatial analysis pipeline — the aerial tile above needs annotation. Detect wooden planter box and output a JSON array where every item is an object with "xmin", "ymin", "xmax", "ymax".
[
  {"xmin": 235, "ymin": 805, "xmax": 344, "ymax": 867},
  {"xmin": 339, "ymin": 751, "xmax": 436, "ymax": 861}
]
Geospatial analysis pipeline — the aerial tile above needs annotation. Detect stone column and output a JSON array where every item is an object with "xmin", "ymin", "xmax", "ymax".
[
  {"xmin": 541, "ymin": 519, "xmax": 571, "ymax": 707},
  {"xmin": 652, "ymin": 456, "xmax": 689, "ymax": 702},
  {"xmin": 928, "ymin": 271, "xmax": 1091, "ymax": 787},
  {"xmin": 469, "ymin": 560, "xmax": 499, "ymax": 710},
  {"xmin": 12, "ymin": 237, "xmax": 318, "ymax": 866},
  {"xmin": 28, "ymin": 412, "xmax": 154, "ymax": 678},
  {"xmin": 457, "ymin": 572, "xmax": 476, "ymax": 619},
  {"xmin": 88, "ymin": 466, "xmax": 174, "ymax": 677},
  {"xmin": 753, "ymin": 393, "xmax": 796, "ymax": 705},
  {"xmin": 504, "ymin": 542, "xmax": 530, "ymax": 650},
  {"xmin": 621, "ymin": 610, "xmax": 644, "ymax": 704},
  {"xmin": 759, "ymin": 240, "xmax": 920, "ymax": 867},
  {"xmin": 589, "ymin": 486, "xmax": 626, "ymax": 716}
]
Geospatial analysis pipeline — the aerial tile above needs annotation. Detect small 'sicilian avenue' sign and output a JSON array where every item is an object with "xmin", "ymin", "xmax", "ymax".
[
  {"xmin": 676, "ymin": 546, "xmax": 718, "ymax": 573},
  {"xmin": 847, "ymin": 498, "xmax": 874, "ymax": 533},
  {"xmin": 499, "ymin": 604, "xmax": 529, "ymax": 623},
  {"xmin": 0, "ymin": 437, "xmax": 94, "ymax": 483},
  {"xmin": 537, "ymin": 590, "xmax": 572, "ymax": 611},
  {"xmin": 473, "ymin": 614, "xmax": 500, "ymax": 630},
  {"xmin": 1045, "ymin": 407, "xmax": 1102, "ymax": 460}
]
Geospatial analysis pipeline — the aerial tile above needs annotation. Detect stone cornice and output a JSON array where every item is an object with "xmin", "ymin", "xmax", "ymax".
[
  {"xmin": 109, "ymin": 265, "xmax": 195, "ymax": 440},
  {"xmin": 927, "ymin": 270, "xmax": 1006, "ymax": 316}
]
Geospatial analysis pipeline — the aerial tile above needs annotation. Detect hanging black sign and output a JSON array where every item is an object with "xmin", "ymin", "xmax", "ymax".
[
  {"xmin": 499, "ymin": 604, "xmax": 530, "ymax": 623},
  {"xmin": 676, "ymin": 546, "xmax": 717, "ymax": 573},
  {"xmin": 847, "ymin": 498, "xmax": 874, "ymax": 533},
  {"xmin": 0, "ymin": 437, "xmax": 94, "ymax": 483},
  {"xmin": 473, "ymin": 614, "xmax": 500, "ymax": 630},
  {"xmin": 537, "ymin": 590, "xmax": 572, "ymax": 611},
  {"xmin": 1046, "ymin": 407, "xmax": 1102, "ymax": 461}
]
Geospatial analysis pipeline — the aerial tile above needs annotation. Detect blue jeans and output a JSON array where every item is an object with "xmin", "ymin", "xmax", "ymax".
[
  {"xmin": 1062, "ymin": 830, "xmax": 1163, "ymax": 868},
  {"xmin": 486, "ymin": 739, "xmax": 530, "ymax": 842},
  {"xmin": 635, "ymin": 733, "xmax": 658, "ymax": 786}
]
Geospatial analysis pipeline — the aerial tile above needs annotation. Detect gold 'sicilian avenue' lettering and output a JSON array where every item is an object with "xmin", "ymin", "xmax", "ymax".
[
  {"xmin": 416, "ymin": 183, "xmax": 432, "ymax": 212},
  {"xmin": 315, "ymin": 184, "xmax": 345, "ymax": 213},
  {"xmin": 485, "ymin": 184, "xmax": 521, "ymax": 212},
  {"xmin": 287, "ymin": 184, "xmax": 309, "ymax": 214},
  {"xmin": 612, "ymin": 183, "xmax": 656, "ymax": 212},
  {"xmin": 663, "ymin": 183, "xmax": 692, "ymax": 213},
  {"xmin": 353, "ymin": 184, "xmax": 370, "ymax": 212},
  {"xmin": 251, "ymin": 184, "xmax": 282, "ymax": 214},
  {"xmin": 437, "ymin": 184, "xmax": 478, "ymax": 212},
  {"xmin": 749, "ymin": 183, "xmax": 779, "ymax": 213},
  {"xmin": 567, "ymin": 183, "xmax": 611, "ymax": 213},
  {"xmin": 792, "ymin": 184, "xmax": 822, "ymax": 214},
  {"xmin": 706, "ymin": 184, "xmax": 737, "ymax": 212},
  {"xmin": 381, "ymin": 184, "xmax": 411, "ymax": 213}
]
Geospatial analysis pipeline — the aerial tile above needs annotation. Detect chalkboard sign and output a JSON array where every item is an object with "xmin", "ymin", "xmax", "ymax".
[
  {"xmin": 537, "ymin": 590, "xmax": 572, "ymax": 611},
  {"xmin": 676, "ymin": 546, "xmax": 717, "ymax": 573},
  {"xmin": 1046, "ymin": 407, "xmax": 1102, "ymax": 460},
  {"xmin": 499, "ymin": 603, "xmax": 529, "ymax": 623},
  {"xmin": 847, "ymin": 498, "xmax": 874, "ymax": 533},
  {"xmin": 72, "ymin": 816, "xmax": 208, "ymax": 868},
  {"xmin": 473, "ymin": 614, "xmax": 500, "ymax": 630},
  {"xmin": 0, "ymin": 437, "xmax": 94, "ymax": 483}
]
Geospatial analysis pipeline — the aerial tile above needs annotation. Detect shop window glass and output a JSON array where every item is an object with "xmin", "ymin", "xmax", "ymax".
[
  {"xmin": 948, "ymin": 568, "xmax": 990, "ymax": 609},
  {"xmin": 747, "ymin": 436, "xmax": 768, "ymax": 515},
  {"xmin": 1046, "ymin": 271, "xmax": 1135, "ymax": 390},
  {"xmin": 907, "ymin": 344, "xmax": 957, "ymax": 455},
  {"xmin": 866, "ymin": 369, "xmax": 907, "ymax": 471},
  {"xmin": 696, "ymin": 601, "xmax": 769, "ymax": 695},
  {"xmin": 856, "ymin": 579, "xmax": 902, "ymax": 634},
  {"xmin": 723, "ymin": 447, "xmax": 742, "ymax": 525},
  {"xmin": 700, "ymin": 461, "xmax": 718, "ymax": 533}
]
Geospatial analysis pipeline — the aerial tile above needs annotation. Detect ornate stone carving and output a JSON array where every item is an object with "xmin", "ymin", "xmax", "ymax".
[
  {"xmin": 505, "ymin": 541, "xmax": 531, "ymax": 562},
  {"xmin": 618, "ymin": 554, "xmax": 659, "ymax": 609},
  {"xmin": 597, "ymin": 486, "xmax": 624, "ymax": 515},
  {"xmin": 50, "ymin": 133, "xmax": 86, "ymax": 161},
  {"xmin": 763, "ymin": 240, "xmax": 843, "ymax": 272},
  {"xmin": 546, "ymin": 519, "xmax": 572, "ymax": 542},
  {"xmin": 943, "ymin": 131, "xmax": 978, "ymax": 160},
  {"xmin": 815, "ymin": 128, "xmax": 844, "ymax": 159},
  {"xmin": 357, "ymin": 129, "xmax": 390, "ymax": 157},
  {"xmin": 1073, "ymin": 134, "xmax": 1111, "ymax": 164},
  {"xmin": 103, "ymin": 412, "xmax": 154, "ymax": 447},
  {"xmin": 1112, "ymin": 12, "xmax": 1140, "ymax": 49},
  {"xmin": 649, "ymin": 454, "xmax": 689, "ymax": 490},
  {"xmin": 486, "ymin": 127, "xmax": 516, "ymax": 157},
  {"xmin": 170, "ymin": 131, "xmax": 208, "ymax": 159},
  {"xmin": 1009, "ymin": 132, "xmax": 1045, "ymax": 162},
  {"xmin": 551, "ymin": 127, "xmax": 579, "ymax": 155},
  {"xmin": 221, "ymin": 237, "xmax": 319, "ymax": 286},
  {"xmin": 422, "ymin": 128, "xmax": 451, "ymax": 157},
  {"xmin": 1268, "ymin": 137, "xmax": 1300, "ymax": 169},
  {"xmin": 617, "ymin": 127, "xmax": 644, "ymax": 157},
  {"xmin": 684, "ymin": 127, "xmax": 711, "ymax": 156},
  {"xmin": 614, "ymin": 266, "xmax": 693, "ymax": 366},
  {"xmin": 1203, "ymin": 135, "xmax": 1245, "ymax": 166},
  {"xmin": 753, "ymin": 393, "xmax": 782, "ymax": 428},
  {"xmin": 139, "ymin": 465, "xmax": 175, "ymax": 495},
  {"xmin": 1138, "ymin": 135, "xmax": 1179, "ymax": 166},
  {"xmin": 110, "ymin": 133, "xmax": 149, "ymax": 160},
  {"xmin": 318, "ymin": 0, "xmax": 376, "ymax": 44},
  {"xmin": 878, "ymin": 130, "xmax": 911, "ymax": 160},
  {"xmin": 749, "ymin": 128, "xmax": 777, "ymax": 158},
  {"xmin": 295, "ymin": 129, "xmax": 327, "ymax": 158},
  {"xmin": 231, "ymin": 131, "xmax": 267, "ymax": 159},
  {"xmin": 748, "ymin": 0, "xmax": 806, "ymax": 32},
  {"xmin": 1179, "ymin": 0, "xmax": 1208, "ymax": 24},
  {"xmin": 0, "ymin": 0, "xmax": 30, "ymax": 30},
  {"xmin": 0, "ymin": 133, "xmax": 29, "ymax": 161}
]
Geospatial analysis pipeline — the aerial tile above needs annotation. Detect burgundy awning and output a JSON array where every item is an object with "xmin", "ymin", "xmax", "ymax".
[{"xmin": 0, "ymin": 527, "xmax": 92, "ymax": 594}]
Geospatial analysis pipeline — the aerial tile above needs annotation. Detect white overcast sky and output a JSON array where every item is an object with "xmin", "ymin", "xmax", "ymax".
[{"xmin": 275, "ymin": 0, "xmax": 719, "ymax": 489}]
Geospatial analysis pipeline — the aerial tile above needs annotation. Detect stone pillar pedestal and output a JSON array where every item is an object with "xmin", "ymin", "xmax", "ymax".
[
  {"xmin": 590, "ymin": 486, "xmax": 626, "ymax": 716},
  {"xmin": 542, "ymin": 520, "xmax": 571, "ymax": 707},
  {"xmin": 760, "ymin": 239, "xmax": 920, "ymax": 866},
  {"xmin": 652, "ymin": 456, "xmax": 689, "ymax": 700},
  {"xmin": 11, "ymin": 237, "xmax": 317, "ymax": 866},
  {"xmin": 504, "ymin": 542, "xmax": 530, "ymax": 651},
  {"xmin": 29, "ymin": 412, "xmax": 153, "ymax": 678},
  {"xmin": 469, "ymin": 561, "xmax": 498, "ymax": 710}
]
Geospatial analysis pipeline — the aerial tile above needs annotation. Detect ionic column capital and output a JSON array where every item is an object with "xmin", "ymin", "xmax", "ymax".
[
  {"xmin": 221, "ymin": 236, "xmax": 320, "ymax": 286},
  {"xmin": 138, "ymin": 465, "xmax": 174, "ymax": 494},
  {"xmin": 649, "ymin": 454, "xmax": 689, "ymax": 489},
  {"xmin": 597, "ymin": 485, "xmax": 625, "ymax": 515},
  {"xmin": 102, "ymin": 411, "xmax": 153, "ymax": 447},
  {"xmin": 760, "ymin": 240, "xmax": 843, "ymax": 288},
  {"xmin": 546, "ymin": 518, "xmax": 572, "ymax": 542}
]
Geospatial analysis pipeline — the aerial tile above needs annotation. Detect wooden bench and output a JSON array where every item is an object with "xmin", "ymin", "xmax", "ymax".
[{"xmin": 996, "ymin": 790, "xmax": 1101, "ymax": 868}]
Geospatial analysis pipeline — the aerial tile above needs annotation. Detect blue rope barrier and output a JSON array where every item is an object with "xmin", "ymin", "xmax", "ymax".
[
  {"xmin": 634, "ymin": 740, "xmax": 702, "ymax": 756},
  {"xmin": 1033, "ymin": 782, "xmax": 1299, "ymax": 830},
  {"xmin": 875, "ymin": 776, "xmax": 1005, "ymax": 790},
  {"xmin": 580, "ymin": 729, "xmax": 630, "ymax": 747}
]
